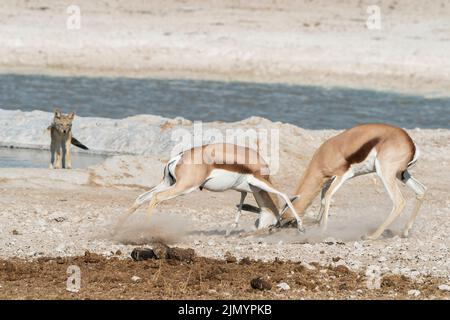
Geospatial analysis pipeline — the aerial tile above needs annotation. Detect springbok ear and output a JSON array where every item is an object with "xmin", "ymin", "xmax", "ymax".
[
  {"xmin": 54, "ymin": 108, "xmax": 61, "ymax": 118},
  {"xmin": 68, "ymin": 112, "xmax": 75, "ymax": 120}
]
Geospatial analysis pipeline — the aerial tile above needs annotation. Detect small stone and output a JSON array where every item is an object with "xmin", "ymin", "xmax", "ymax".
[
  {"xmin": 277, "ymin": 282, "xmax": 290, "ymax": 291},
  {"xmin": 83, "ymin": 250, "xmax": 101, "ymax": 263},
  {"xmin": 152, "ymin": 243, "xmax": 170, "ymax": 259},
  {"xmin": 224, "ymin": 252, "xmax": 237, "ymax": 263},
  {"xmin": 438, "ymin": 284, "xmax": 450, "ymax": 292},
  {"xmin": 12, "ymin": 230, "xmax": 20, "ymax": 235},
  {"xmin": 53, "ymin": 216, "xmax": 66, "ymax": 223},
  {"xmin": 332, "ymin": 256, "xmax": 342, "ymax": 262},
  {"xmin": 407, "ymin": 289, "xmax": 421, "ymax": 297},
  {"xmin": 378, "ymin": 256, "xmax": 387, "ymax": 262},
  {"xmin": 115, "ymin": 250, "xmax": 122, "ymax": 256},
  {"xmin": 353, "ymin": 242, "xmax": 363, "ymax": 249},
  {"xmin": 324, "ymin": 237, "xmax": 337, "ymax": 244},
  {"xmin": 300, "ymin": 261, "xmax": 316, "ymax": 270},
  {"xmin": 131, "ymin": 276, "xmax": 141, "ymax": 282},
  {"xmin": 166, "ymin": 247, "xmax": 195, "ymax": 263},
  {"xmin": 250, "ymin": 277, "xmax": 272, "ymax": 291},
  {"xmin": 131, "ymin": 248, "xmax": 157, "ymax": 261}
]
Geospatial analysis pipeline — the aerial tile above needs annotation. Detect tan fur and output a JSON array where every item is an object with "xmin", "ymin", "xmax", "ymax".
[
  {"xmin": 48, "ymin": 109, "xmax": 75, "ymax": 169},
  {"xmin": 119, "ymin": 143, "xmax": 302, "ymax": 234},
  {"xmin": 284, "ymin": 123, "xmax": 426, "ymax": 239}
]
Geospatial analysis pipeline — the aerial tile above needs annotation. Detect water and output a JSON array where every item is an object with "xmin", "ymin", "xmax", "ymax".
[
  {"xmin": 0, "ymin": 147, "xmax": 108, "ymax": 168},
  {"xmin": 0, "ymin": 74, "xmax": 449, "ymax": 129}
]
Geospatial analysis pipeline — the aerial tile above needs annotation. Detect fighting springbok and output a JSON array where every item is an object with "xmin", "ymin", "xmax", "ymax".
[
  {"xmin": 276, "ymin": 123, "xmax": 427, "ymax": 240},
  {"xmin": 118, "ymin": 143, "xmax": 303, "ymax": 234}
]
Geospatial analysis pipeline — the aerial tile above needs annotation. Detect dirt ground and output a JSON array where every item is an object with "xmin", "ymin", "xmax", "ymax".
[{"xmin": 0, "ymin": 247, "xmax": 447, "ymax": 300}]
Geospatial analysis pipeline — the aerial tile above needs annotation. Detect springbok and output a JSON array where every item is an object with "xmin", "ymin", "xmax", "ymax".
[
  {"xmin": 118, "ymin": 143, "xmax": 303, "ymax": 234},
  {"xmin": 275, "ymin": 123, "xmax": 427, "ymax": 240}
]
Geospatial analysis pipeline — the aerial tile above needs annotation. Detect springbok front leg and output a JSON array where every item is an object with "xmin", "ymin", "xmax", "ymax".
[
  {"xmin": 316, "ymin": 177, "xmax": 335, "ymax": 223},
  {"xmin": 400, "ymin": 170, "xmax": 427, "ymax": 237},
  {"xmin": 226, "ymin": 192, "xmax": 247, "ymax": 237},
  {"xmin": 319, "ymin": 172, "xmax": 353, "ymax": 232},
  {"xmin": 248, "ymin": 175, "xmax": 304, "ymax": 233}
]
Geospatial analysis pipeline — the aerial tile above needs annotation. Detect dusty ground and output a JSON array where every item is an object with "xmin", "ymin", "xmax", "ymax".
[
  {"xmin": 1, "ymin": 0, "xmax": 450, "ymax": 95},
  {"xmin": 0, "ymin": 248, "xmax": 448, "ymax": 300},
  {"xmin": 0, "ymin": 125, "xmax": 448, "ymax": 299}
]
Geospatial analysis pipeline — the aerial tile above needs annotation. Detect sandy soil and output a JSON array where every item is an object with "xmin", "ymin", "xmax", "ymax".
[
  {"xmin": 0, "ymin": 125, "xmax": 448, "ymax": 299},
  {"xmin": 1, "ymin": 0, "xmax": 450, "ymax": 95}
]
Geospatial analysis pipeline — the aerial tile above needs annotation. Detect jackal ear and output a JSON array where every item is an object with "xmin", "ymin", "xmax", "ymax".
[
  {"xmin": 67, "ymin": 112, "xmax": 75, "ymax": 120},
  {"xmin": 54, "ymin": 108, "xmax": 61, "ymax": 118}
]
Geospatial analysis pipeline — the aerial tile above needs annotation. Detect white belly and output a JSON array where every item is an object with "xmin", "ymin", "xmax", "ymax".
[
  {"xmin": 349, "ymin": 148, "xmax": 377, "ymax": 177},
  {"xmin": 202, "ymin": 169, "xmax": 252, "ymax": 193}
]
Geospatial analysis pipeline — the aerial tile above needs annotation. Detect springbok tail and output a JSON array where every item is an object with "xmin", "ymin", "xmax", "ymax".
[{"xmin": 407, "ymin": 143, "xmax": 420, "ymax": 168}]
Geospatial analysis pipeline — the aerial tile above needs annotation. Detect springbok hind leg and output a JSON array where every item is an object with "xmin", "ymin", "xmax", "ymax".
[
  {"xmin": 226, "ymin": 192, "xmax": 247, "ymax": 237},
  {"xmin": 401, "ymin": 170, "xmax": 427, "ymax": 237},
  {"xmin": 365, "ymin": 168, "xmax": 406, "ymax": 240},
  {"xmin": 113, "ymin": 182, "xmax": 169, "ymax": 233},
  {"xmin": 145, "ymin": 182, "xmax": 199, "ymax": 222}
]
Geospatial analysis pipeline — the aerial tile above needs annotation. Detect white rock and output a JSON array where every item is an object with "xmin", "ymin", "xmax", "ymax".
[
  {"xmin": 353, "ymin": 242, "xmax": 363, "ymax": 250},
  {"xmin": 438, "ymin": 284, "xmax": 450, "ymax": 291},
  {"xmin": 407, "ymin": 289, "xmax": 421, "ymax": 297},
  {"xmin": 277, "ymin": 282, "xmax": 290, "ymax": 291},
  {"xmin": 323, "ymin": 237, "xmax": 337, "ymax": 244},
  {"xmin": 300, "ymin": 262, "xmax": 316, "ymax": 270},
  {"xmin": 131, "ymin": 276, "xmax": 141, "ymax": 282},
  {"xmin": 55, "ymin": 244, "xmax": 66, "ymax": 252}
]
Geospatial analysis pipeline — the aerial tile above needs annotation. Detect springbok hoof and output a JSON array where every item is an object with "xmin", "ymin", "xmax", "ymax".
[
  {"xmin": 401, "ymin": 230, "xmax": 410, "ymax": 238},
  {"xmin": 297, "ymin": 225, "xmax": 306, "ymax": 234},
  {"xmin": 361, "ymin": 234, "xmax": 377, "ymax": 241}
]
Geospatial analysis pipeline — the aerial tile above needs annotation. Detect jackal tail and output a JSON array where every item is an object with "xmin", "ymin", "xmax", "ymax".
[{"xmin": 71, "ymin": 137, "xmax": 89, "ymax": 150}]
